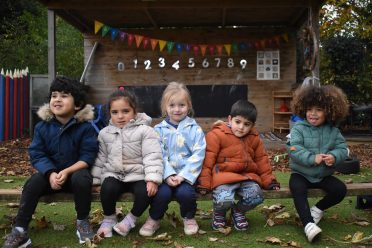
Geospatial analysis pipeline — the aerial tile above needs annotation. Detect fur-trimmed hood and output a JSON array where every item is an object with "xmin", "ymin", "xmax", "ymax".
[{"xmin": 37, "ymin": 103, "xmax": 95, "ymax": 122}]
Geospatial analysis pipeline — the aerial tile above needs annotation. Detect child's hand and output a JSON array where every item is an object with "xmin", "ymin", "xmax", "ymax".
[
  {"xmin": 314, "ymin": 154, "xmax": 324, "ymax": 165},
  {"xmin": 173, "ymin": 175, "xmax": 184, "ymax": 185},
  {"xmin": 322, "ymin": 154, "xmax": 335, "ymax": 166},
  {"xmin": 146, "ymin": 181, "xmax": 158, "ymax": 197},
  {"xmin": 56, "ymin": 170, "xmax": 68, "ymax": 186},
  {"xmin": 49, "ymin": 172, "xmax": 62, "ymax": 190},
  {"xmin": 166, "ymin": 176, "xmax": 178, "ymax": 187}
]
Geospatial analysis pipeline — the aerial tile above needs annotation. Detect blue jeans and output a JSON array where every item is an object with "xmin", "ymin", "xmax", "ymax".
[
  {"xmin": 213, "ymin": 180, "xmax": 264, "ymax": 213},
  {"xmin": 149, "ymin": 182, "xmax": 197, "ymax": 220}
]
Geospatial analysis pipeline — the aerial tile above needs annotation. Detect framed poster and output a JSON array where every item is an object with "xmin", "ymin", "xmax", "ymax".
[{"xmin": 256, "ymin": 50, "xmax": 280, "ymax": 80}]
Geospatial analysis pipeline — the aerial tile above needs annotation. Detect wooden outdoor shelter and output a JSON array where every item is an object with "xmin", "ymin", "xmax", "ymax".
[{"xmin": 38, "ymin": 0, "xmax": 323, "ymax": 132}]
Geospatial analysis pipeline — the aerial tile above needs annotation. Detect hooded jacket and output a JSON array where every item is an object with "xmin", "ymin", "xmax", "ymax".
[
  {"xmin": 91, "ymin": 113, "xmax": 163, "ymax": 185},
  {"xmin": 29, "ymin": 104, "xmax": 98, "ymax": 176},
  {"xmin": 287, "ymin": 120, "xmax": 348, "ymax": 183},
  {"xmin": 154, "ymin": 116, "xmax": 206, "ymax": 185},
  {"xmin": 198, "ymin": 122, "xmax": 278, "ymax": 190}
]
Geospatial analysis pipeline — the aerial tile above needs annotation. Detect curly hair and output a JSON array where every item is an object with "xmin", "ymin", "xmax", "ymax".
[
  {"xmin": 49, "ymin": 76, "xmax": 87, "ymax": 109},
  {"xmin": 291, "ymin": 84, "xmax": 349, "ymax": 125}
]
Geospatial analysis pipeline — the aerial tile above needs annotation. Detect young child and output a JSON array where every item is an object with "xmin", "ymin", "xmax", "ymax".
[
  {"xmin": 138, "ymin": 82, "xmax": 206, "ymax": 237},
  {"xmin": 287, "ymin": 84, "xmax": 349, "ymax": 243},
  {"xmin": 91, "ymin": 88, "xmax": 163, "ymax": 238},
  {"xmin": 198, "ymin": 100, "xmax": 280, "ymax": 231},
  {"xmin": 2, "ymin": 77, "xmax": 98, "ymax": 247}
]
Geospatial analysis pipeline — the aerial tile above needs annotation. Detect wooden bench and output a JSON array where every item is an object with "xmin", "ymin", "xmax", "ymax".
[{"xmin": 0, "ymin": 183, "xmax": 371, "ymax": 203}]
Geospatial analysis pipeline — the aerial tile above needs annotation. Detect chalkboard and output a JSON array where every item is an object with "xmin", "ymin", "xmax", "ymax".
[{"xmin": 124, "ymin": 85, "xmax": 248, "ymax": 118}]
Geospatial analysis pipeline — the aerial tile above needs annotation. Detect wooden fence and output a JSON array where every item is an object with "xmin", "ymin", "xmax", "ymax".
[{"xmin": 0, "ymin": 68, "xmax": 30, "ymax": 141}]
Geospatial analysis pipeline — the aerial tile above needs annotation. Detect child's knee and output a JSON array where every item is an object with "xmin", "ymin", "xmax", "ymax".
[
  {"xmin": 214, "ymin": 201, "xmax": 234, "ymax": 211},
  {"xmin": 241, "ymin": 193, "xmax": 264, "ymax": 207}
]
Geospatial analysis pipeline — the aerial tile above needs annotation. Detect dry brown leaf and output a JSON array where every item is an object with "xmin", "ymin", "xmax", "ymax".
[
  {"xmin": 147, "ymin": 232, "xmax": 171, "ymax": 241},
  {"xmin": 351, "ymin": 231, "xmax": 364, "ymax": 243},
  {"xmin": 265, "ymin": 236, "xmax": 282, "ymax": 244},
  {"xmin": 35, "ymin": 216, "xmax": 49, "ymax": 229},
  {"xmin": 3, "ymin": 179, "xmax": 14, "ymax": 183},
  {"xmin": 209, "ymin": 237, "xmax": 218, "ymax": 242},
  {"xmin": 217, "ymin": 226, "xmax": 232, "ymax": 236},
  {"xmin": 198, "ymin": 229, "xmax": 207, "ymax": 234},
  {"xmin": 354, "ymin": 221, "xmax": 370, "ymax": 226},
  {"xmin": 6, "ymin": 203, "xmax": 19, "ymax": 208},
  {"xmin": 85, "ymin": 238, "xmax": 97, "ymax": 248},
  {"xmin": 287, "ymin": 240, "xmax": 301, "ymax": 247},
  {"xmin": 166, "ymin": 211, "xmax": 181, "ymax": 228}
]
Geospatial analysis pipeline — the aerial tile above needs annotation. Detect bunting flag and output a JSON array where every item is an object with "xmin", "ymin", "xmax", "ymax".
[
  {"xmin": 102, "ymin": 25, "xmax": 110, "ymax": 37},
  {"xmin": 224, "ymin": 44, "xmax": 231, "ymax": 56},
  {"xmin": 159, "ymin": 40, "xmax": 167, "ymax": 52},
  {"xmin": 134, "ymin": 35, "xmax": 144, "ymax": 48},
  {"xmin": 94, "ymin": 21, "xmax": 104, "ymax": 34},
  {"xmin": 166, "ymin": 41, "xmax": 175, "ymax": 53},
  {"xmin": 150, "ymin": 39, "xmax": 159, "ymax": 51},
  {"xmin": 93, "ymin": 20, "xmax": 289, "ymax": 56},
  {"xmin": 200, "ymin": 45, "xmax": 207, "ymax": 57}
]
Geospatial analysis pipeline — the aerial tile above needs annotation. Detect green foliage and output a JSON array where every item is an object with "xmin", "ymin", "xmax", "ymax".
[
  {"xmin": 319, "ymin": 0, "xmax": 372, "ymax": 104},
  {"xmin": 0, "ymin": 0, "xmax": 83, "ymax": 78}
]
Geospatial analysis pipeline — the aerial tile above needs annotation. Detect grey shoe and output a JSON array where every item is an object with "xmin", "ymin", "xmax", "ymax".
[
  {"xmin": 2, "ymin": 228, "xmax": 31, "ymax": 248},
  {"xmin": 76, "ymin": 219, "xmax": 94, "ymax": 244}
]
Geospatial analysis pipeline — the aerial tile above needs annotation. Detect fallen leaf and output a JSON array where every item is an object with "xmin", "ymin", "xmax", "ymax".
[
  {"xmin": 165, "ymin": 211, "xmax": 181, "ymax": 228},
  {"xmin": 6, "ymin": 203, "xmax": 19, "ymax": 208},
  {"xmin": 52, "ymin": 223, "xmax": 65, "ymax": 231},
  {"xmin": 198, "ymin": 229, "xmax": 207, "ymax": 234},
  {"xmin": 217, "ymin": 226, "xmax": 232, "ymax": 236},
  {"xmin": 265, "ymin": 236, "xmax": 282, "ymax": 244},
  {"xmin": 209, "ymin": 237, "xmax": 218, "ymax": 242},
  {"xmin": 147, "ymin": 232, "xmax": 171, "ymax": 241},
  {"xmin": 85, "ymin": 238, "xmax": 97, "ymax": 248},
  {"xmin": 3, "ymin": 179, "xmax": 14, "ymax": 183},
  {"xmin": 351, "ymin": 231, "xmax": 364, "ymax": 243},
  {"xmin": 354, "ymin": 221, "xmax": 370, "ymax": 226},
  {"xmin": 287, "ymin": 240, "xmax": 301, "ymax": 247},
  {"xmin": 344, "ymin": 178, "xmax": 353, "ymax": 184},
  {"xmin": 35, "ymin": 216, "xmax": 49, "ymax": 229}
]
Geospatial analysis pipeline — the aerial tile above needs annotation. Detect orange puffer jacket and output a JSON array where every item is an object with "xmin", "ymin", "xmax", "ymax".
[{"xmin": 198, "ymin": 122, "xmax": 278, "ymax": 190}]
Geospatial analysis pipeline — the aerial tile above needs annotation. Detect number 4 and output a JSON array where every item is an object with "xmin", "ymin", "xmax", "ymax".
[{"xmin": 172, "ymin": 60, "xmax": 180, "ymax": 70}]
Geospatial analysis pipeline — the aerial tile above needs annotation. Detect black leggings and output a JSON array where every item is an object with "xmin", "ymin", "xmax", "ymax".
[
  {"xmin": 100, "ymin": 177, "xmax": 151, "ymax": 217},
  {"xmin": 16, "ymin": 170, "xmax": 92, "ymax": 229},
  {"xmin": 289, "ymin": 173, "xmax": 346, "ymax": 226}
]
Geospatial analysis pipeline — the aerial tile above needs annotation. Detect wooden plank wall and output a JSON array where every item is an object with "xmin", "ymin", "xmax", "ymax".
[{"xmin": 83, "ymin": 28, "xmax": 296, "ymax": 132}]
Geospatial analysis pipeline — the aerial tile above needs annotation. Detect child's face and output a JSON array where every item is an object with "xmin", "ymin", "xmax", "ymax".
[
  {"xmin": 306, "ymin": 106, "xmax": 325, "ymax": 126},
  {"xmin": 228, "ymin": 115, "xmax": 254, "ymax": 138},
  {"xmin": 110, "ymin": 98, "xmax": 136, "ymax": 128},
  {"xmin": 166, "ymin": 93, "xmax": 189, "ymax": 125},
  {"xmin": 50, "ymin": 91, "xmax": 79, "ymax": 123}
]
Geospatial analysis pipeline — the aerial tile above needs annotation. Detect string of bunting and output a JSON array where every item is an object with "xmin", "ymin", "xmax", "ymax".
[{"xmin": 94, "ymin": 20, "xmax": 289, "ymax": 56}]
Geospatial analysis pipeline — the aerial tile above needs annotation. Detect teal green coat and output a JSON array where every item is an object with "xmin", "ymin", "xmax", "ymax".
[{"xmin": 287, "ymin": 120, "xmax": 348, "ymax": 183}]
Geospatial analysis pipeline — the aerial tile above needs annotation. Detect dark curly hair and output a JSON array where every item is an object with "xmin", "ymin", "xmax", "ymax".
[
  {"xmin": 49, "ymin": 76, "xmax": 87, "ymax": 109},
  {"xmin": 291, "ymin": 84, "xmax": 349, "ymax": 125}
]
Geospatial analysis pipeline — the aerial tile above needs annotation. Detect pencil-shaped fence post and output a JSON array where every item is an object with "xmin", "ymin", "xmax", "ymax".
[{"xmin": 0, "ymin": 69, "xmax": 4, "ymax": 141}]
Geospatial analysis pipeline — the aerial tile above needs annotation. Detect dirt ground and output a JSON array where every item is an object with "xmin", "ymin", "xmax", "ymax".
[{"xmin": 0, "ymin": 138, "xmax": 371, "ymax": 177}]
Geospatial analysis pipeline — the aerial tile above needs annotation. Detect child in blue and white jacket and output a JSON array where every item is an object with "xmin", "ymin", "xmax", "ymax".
[{"xmin": 139, "ymin": 82, "xmax": 206, "ymax": 237}]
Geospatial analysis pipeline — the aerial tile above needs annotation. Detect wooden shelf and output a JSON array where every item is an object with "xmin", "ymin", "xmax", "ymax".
[{"xmin": 272, "ymin": 91, "xmax": 292, "ymax": 133}]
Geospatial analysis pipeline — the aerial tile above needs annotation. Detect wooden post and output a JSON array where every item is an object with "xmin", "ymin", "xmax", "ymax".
[
  {"xmin": 48, "ymin": 10, "xmax": 56, "ymax": 83},
  {"xmin": 311, "ymin": 0, "xmax": 321, "ymax": 81}
]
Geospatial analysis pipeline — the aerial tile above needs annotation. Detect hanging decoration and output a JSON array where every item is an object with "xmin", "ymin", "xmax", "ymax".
[{"xmin": 93, "ymin": 20, "xmax": 289, "ymax": 56}]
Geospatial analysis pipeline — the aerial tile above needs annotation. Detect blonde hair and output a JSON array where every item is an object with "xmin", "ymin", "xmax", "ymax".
[{"xmin": 160, "ymin": 82, "xmax": 194, "ymax": 117}]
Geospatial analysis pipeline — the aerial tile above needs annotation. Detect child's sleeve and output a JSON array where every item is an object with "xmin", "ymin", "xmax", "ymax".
[
  {"xmin": 254, "ymin": 137, "xmax": 279, "ymax": 189},
  {"xmin": 198, "ymin": 130, "xmax": 219, "ymax": 190},
  {"xmin": 178, "ymin": 126, "xmax": 206, "ymax": 185},
  {"xmin": 142, "ymin": 127, "xmax": 164, "ymax": 184},
  {"xmin": 29, "ymin": 123, "xmax": 57, "ymax": 176},
  {"xmin": 287, "ymin": 126, "xmax": 316, "ymax": 167},
  {"xmin": 91, "ymin": 133, "xmax": 107, "ymax": 185},
  {"xmin": 328, "ymin": 129, "xmax": 348, "ymax": 167},
  {"xmin": 78, "ymin": 124, "xmax": 99, "ymax": 167}
]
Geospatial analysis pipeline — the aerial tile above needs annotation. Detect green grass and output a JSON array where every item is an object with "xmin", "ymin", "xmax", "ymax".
[{"xmin": 0, "ymin": 170, "xmax": 371, "ymax": 247}]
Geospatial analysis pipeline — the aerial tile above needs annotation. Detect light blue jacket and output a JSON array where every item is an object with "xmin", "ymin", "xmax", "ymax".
[
  {"xmin": 287, "ymin": 120, "xmax": 348, "ymax": 183},
  {"xmin": 154, "ymin": 116, "xmax": 206, "ymax": 184}
]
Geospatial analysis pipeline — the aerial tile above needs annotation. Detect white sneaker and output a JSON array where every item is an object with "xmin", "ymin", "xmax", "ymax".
[
  {"xmin": 183, "ymin": 218, "xmax": 199, "ymax": 235},
  {"xmin": 97, "ymin": 218, "xmax": 117, "ymax": 238},
  {"xmin": 139, "ymin": 217, "xmax": 160, "ymax": 237},
  {"xmin": 304, "ymin": 222, "xmax": 322, "ymax": 242},
  {"xmin": 310, "ymin": 206, "xmax": 323, "ymax": 224}
]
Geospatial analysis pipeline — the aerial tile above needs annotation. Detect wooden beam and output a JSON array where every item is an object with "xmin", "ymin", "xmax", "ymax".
[
  {"xmin": 1, "ymin": 183, "xmax": 371, "ymax": 202},
  {"xmin": 41, "ymin": 0, "xmax": 310, "ymax": 10},
  {"xmin": 143, "ymin": 8, "xmax": 158, "ymax": 29},
  {"xmin": 47, "ymin": 10, "xmax": 56, "ymax": 82}
]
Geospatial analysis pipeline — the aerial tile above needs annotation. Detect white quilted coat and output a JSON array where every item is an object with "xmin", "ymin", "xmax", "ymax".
[{"xmin": 91, "ymin": 113, "xmax": 163, "ymax": 185}]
